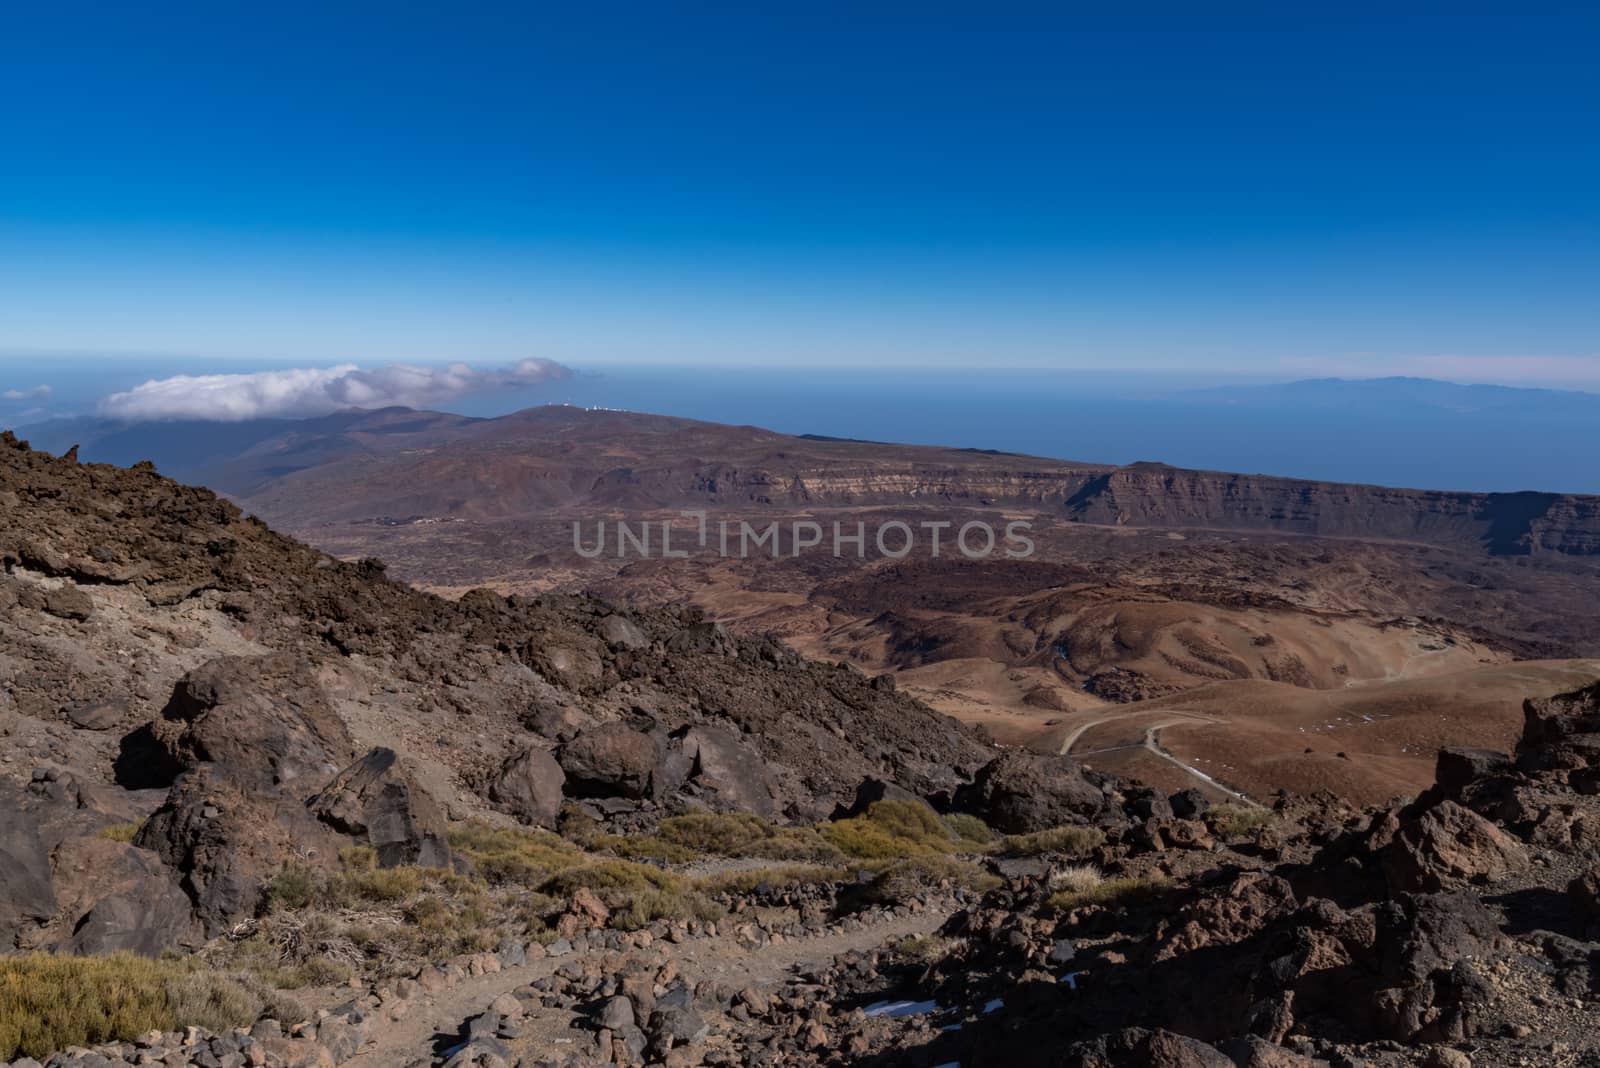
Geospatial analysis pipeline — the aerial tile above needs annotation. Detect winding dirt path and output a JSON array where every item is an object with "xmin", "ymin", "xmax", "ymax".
[
  {"xmin": 1060, "ymin": 709, "xmax": 1260, "ymax": 805},
  {"xmin": 345, "ymin": 907, "xmax": 952, "ymax": 1066}
]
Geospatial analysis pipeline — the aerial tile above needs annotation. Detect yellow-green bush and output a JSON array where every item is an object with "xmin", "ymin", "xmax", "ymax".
[
  {"xmin": 1045, "ymin": 874, "xmax": 1172, "ymax": 913},
  {"xmin": 588, "ymin": 833, "xmax": 697, "ymax": 864},
  {"xmin": 96, "ymin": 821, "xmax": 144, "ymax": 844},
  {"xmin": 587, "ymin": 813, "xmax": 844, "ymax": 865},
  {"xmin": 694, "ymin": 865, "xmax": 848, "ymax": 896},
  {"xmin": 447, "ymin": 821, "xmax": 588, "ymax": 886},
  {"xmin": 941, "ymin": 813, "xmax": 996, "ymax": 848},
  {"xmin": 659, "ymin": 812, "xmax": 843, "ymax": 862},
  {"xmin": 1209, "ymin": 803, "xmax": 1275, "ymax": 838},
  {"xmin": 0, "ymin": 954, "xmax": 259, "ymax": 1061},
  {"xmin": 537, "ymin": 859, "xmax": 688, "ymax": 897},
  {"xmin": 536, "ymin": 860, "xmax": 723, "ymax": 929},
  {"xmin": 821, "ymin": 801, "xmax": 956, "ymax": 860},
  {"xmin": 998, "ymin": 825, "xmax": 1104, "ymax": 858},
  {"xmin": 895, "ymin": 933, "xmax": 961, "ymax": 962},
  {"xmin": 862, "ymin": 856, "xmax": 1001, "ymax": 904}
]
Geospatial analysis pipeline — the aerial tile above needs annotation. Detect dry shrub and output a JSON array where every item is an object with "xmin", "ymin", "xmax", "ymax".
[
  {"xmin": 1045, "ymin": 874, "xmax": 1172, "ymax": 914},
  {"xmin": 0, "ymin": 954, "xmax": 258, "ymax": 1061},
  {"xmin": 1209, "ymin": 803, "xmax": 1275, "ymax": 838},
  {"xmin": 821, "ymin": 801, "xmax": 956, "ymax": 860},
  {"xmin": 999, "ymin": 825, "xmax": 1104, "ymax": 858}
]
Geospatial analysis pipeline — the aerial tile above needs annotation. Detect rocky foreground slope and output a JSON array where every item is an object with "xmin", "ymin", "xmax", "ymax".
[
  {"xmin": 5, "ymin": 430, "xmax": 1600, "ymax": 1068},
  {"xmin": 0, "ymin": 430, "xmax": 1020, "ymax": 950}
]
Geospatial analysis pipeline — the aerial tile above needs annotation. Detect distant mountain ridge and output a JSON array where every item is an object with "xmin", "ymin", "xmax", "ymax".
[
  {"xmin": 14, "ymin": 403, "xmax": 1600, "ymax": 558},
  {"xmin": 1186, "ymin": 375, "xmax": 1600, "ymax": 414}
]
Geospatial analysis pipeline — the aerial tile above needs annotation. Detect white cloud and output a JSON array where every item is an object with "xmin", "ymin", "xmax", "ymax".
[
  {"xmin": 99, "ymin": 359, "xmax": 571, "ymax": 422},
  {"xmin": 2, "ymin": 384, "xmax": 52, "ymax": 401}
]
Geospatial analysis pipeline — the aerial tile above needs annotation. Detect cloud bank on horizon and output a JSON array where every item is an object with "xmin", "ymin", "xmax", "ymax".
[
  {"xmin": 2, "ymin": 385, "xmax": 53, "ymax": 401},
  {"xmin": 99, "ymin": 359, "xmax": 571, "ymax": 422}
]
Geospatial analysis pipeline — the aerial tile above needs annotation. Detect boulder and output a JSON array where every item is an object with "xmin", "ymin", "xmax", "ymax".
[
  {"xmin": 598, "ymin": 614, "xmax": 650, "ymax": 651},
  {"xmin": 157, "ymin": 654, "xmax": 356, "ymax": 792},
  {"xmin": 1219, "ymin": 1037, "xmax": 1327, "ymax": 1067},
  {"xmin": 137, "ymin": 656, "xmax": 425, "ymax": 932},
  {"xmin": 42, "ymin": 583, "xmax": 93, "ymax": 620},
  {"xmin": 832, "ymin": 777, "xmax": 925, "ymax": 820},
  {"xmin": 526, "ymin": 641, "xmax": 605, "ymax": 692},
  {"xmin": 1381, "ymin": 800, "xmax": 1529, "ymax": 893},
  {"xmin": 308, "ymin": 747, "xmax": 452, "ymax": 868},
  {"xmin": 665, "ymin": 621, "xmax": 733, "ymax": 657},
  {"xmin": 956, "ymin": 750, "xmax": 1111, "ymax": 834},
  {"xmin": 1367, "ymin": 893, "xmax": 1501, "ymax": 1042},
  {"xmin": 1518, "ymin": 682, "xmax": 1600, "ymax": 771},
  {"xmin": 1434, "ymin": 747, "xmax": 1512, "ymax": 797},
  {"xmin": 678, "ymin": 725, "xmax": 779, "ymax": 816},
  {"xmin": 1124, "ymin": 786, "xmax": 1174, "ymax": 821},
  {"xmin": 1170, "ymin": 788, "xmax": 1211, "ymax": 821},
  {"xmin": 0, "ymin": 781, "xmax": 56, "ymax": 948},
  {"xmin": 50, "ymin": 837, "xmax": 195, "ymax": 956},
  {"xmin": 1568, "ymin": 867, "xmax": 1600, "ymax": 920},
  {"xmin": 489, "ymin": 745, "xmax": 566, "ymax": 827},
  {"xmin": 560, "ymin": 723, "xmax": 663, "ymax": 799},
  {"xmin": 1062, "ymin": 1027, "xmax": 1234, "ymax": 1067},
  {"xmin": 61, "ymin": 696, "xmax": 129, "ymax": 731}
]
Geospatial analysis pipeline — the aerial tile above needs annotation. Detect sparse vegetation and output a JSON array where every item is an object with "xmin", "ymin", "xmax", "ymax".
[
  {"xmin": 1210, "ymin": 803, "xmax": 1276, "ymax": 838},
  {"xmin": 588, "ymin": 812, "xmax": 847, "ymax": 864},
  {"xmin": 1045, "ymin": 874, "xmax": 1172, "ymax": 913},
  {"xmin": 861, "ymin": 855, "xmax": 1001, "ymax": 904},
  {"xmin": 895, "ymin": 933, "xmax": 961, "ymax": 962},
  {"xmin": 941, "ymin": 812, "xmax": 997, "ymax": 848},
  {"xmin": 96, "ymin": 821, "xmax": 144, "ymax": 844},
  {"xmin": 694, "ymin": 864, "xmax": 847, "ymax": 896},
  {"xmin": 999, "ymin": 824, "xmax": 1104, "ymax": 858},
  {"xmin": 1047, "ymin": 863, "xmax": 1105, "ymax": 895},
  {"xmin": 447, "ymin": 821, "xmax": 588, "ymax": 886},
  {"xmin": 0, "ymin": 954, "xmax": 258, "ymax": 1061},
  {"xmin": 821, "ymin": 800, "xmax": 957, "ymax": 859}
]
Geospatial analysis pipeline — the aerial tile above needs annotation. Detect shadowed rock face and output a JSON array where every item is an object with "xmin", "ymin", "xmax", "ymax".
[
  {"xmin": 954, "ymin": 749, "xmax": 1118, "ymax": 834},
  {"xmin": 308, "ymin": 747, "xmax": 452, "ymax": 869},
  {"xmin": 488, "ymin": 745, "xmax": 566, "ymax": 827}
]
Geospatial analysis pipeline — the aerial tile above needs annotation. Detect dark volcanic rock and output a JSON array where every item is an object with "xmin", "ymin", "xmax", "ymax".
[
  {"xmin": 832, "ymin": 776, "xmax": 926, "ymax": 820},
  {"xmin": 54, "ymin": 838, "xmax": 195, "ymax": 955},
  {"xmin": 560, "ymin": 723, "xmax": 663, "ymax": 799},
  {"xmin": 1434, "ymin": 747, "xmax": 1513, "ymax": 797},
  {"xmin": 1062, "ymin": 1027, "xmax": 1234, "ymax": 1067},
  {"xmin": 490, "ymin": 744, "xmax": 567, "ymax": 827},
  {"xmin": 1378, "ymin": 800, "xmax": 1529, "ymax": 893},
  {"xmin": 956, "ymin": 749, "xmax": 1114, "ymax": 833},
  {"xmin": 308, "ymin": 747, "xmax": 452, "ymax": 868},
  {"xmin": 0, "ymin": 781, "xmax": 56, "ymax": 949},
  {"xmin": 677, "ymin": 724, "xmax": 779, "ymax": 816}
]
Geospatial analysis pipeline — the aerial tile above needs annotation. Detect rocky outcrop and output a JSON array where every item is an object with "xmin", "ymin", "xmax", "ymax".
[
  {"xmin": 559, "ymin": 723, "xmax": 664, "ymax": 800},
  {"xmin": 489, "ymin": 744, "xmax": 567, "ymax": 826},
  {"xmin": 307, "ymin": 747, "xmax": 452, "ymax": 868},
  {"xmin": 0, "ymin": 781, "xmax": 57, "ymax": 949},
  {"xmin": 1376, "ymin": 800, "xmax": 1529, "ymax": 892},
  {"xmin": 675, "ymin": 724, "xmax": 780, "ymax": 817},
  {"xmin": 135, "ymin": 657, "xmax": 449, "ymax": 933},
  {"xmin": 955, "ymin": 749, "xmax": 1116, "ymax": 833}
]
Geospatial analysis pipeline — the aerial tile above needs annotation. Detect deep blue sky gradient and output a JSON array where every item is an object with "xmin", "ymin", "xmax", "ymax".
[{"xmin": 2, "ymin": 5, "xmax": 1597, "ymax": 378}]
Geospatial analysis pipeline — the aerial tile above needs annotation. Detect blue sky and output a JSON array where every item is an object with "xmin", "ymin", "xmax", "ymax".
[{"xmin": 1, "ymin": 5, "xmax": 1597, "ymax": 382}]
